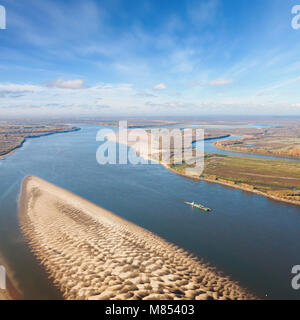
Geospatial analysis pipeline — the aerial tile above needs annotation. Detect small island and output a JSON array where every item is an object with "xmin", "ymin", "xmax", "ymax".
[{"xmin": 19, "ymin": 176, "xmax": 255, "ymax": 300}]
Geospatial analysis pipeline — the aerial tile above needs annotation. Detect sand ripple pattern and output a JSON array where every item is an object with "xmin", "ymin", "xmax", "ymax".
[{"xmin": 19, "ymin": 176, "xmax": 256, "ymax": 300}]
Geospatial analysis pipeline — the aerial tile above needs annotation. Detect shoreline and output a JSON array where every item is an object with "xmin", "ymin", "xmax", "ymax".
[
  {"xmin": 19, "ymin": 176, "xmax": 256, "ymax": 300},
  {"xmin": 192, "ymin": 134, "xmax": 231, "ymax": 143},
  {"xmin": 0, "ymin": 126, "xmax": 81, "ymax": 299},
  {"xmin": 166, "ymin": 165, "xmax": 300, "ymax": 206},
  {"xmin": 107, "ymin": 130, "xmax": 300, "ymax": 207},
  {"xmin": 215, "ymin": 141, "xmax": 300, "ymax": 161},
  {"xmin": 0, "ymin": 127, "xmax": 81, "ymax": 160},
  {"xmin": 0, "ymin": 148, "xmax": 19, "ymax": 160}
]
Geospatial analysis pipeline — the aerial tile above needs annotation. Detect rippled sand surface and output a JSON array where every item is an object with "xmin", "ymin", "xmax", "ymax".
[{"xmin": 19, "ymin": 176, "xmax": 256, "ymax": 300}]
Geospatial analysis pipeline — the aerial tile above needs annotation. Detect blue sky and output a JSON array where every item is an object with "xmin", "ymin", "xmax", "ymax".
[{"xmin": 0, "ymin": 0, "xmax": 300, "ymax": 116}]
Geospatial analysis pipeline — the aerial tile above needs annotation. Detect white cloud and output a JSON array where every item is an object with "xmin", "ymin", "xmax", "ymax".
[
  {"xmin": 135, "ymin": 92, "xmax": 157, "ymax": 98},
  {"xmin": 208, "ymin": 79, "xmax": 234, "ymax": 86},
  {"xmin": 153, "ymin": 83, "xmax": 168, "ymax": 90},
  {"xmin": 188, "ymin": 81, "xmax": 205, "ymax": 87},
  {"xmin": 145, "ymin": 100, "xmax": 195, "ymax": 109},
  {"xmin": 0, "ymin": 83, "xmax": 42, "ymax": 92},
  {"xmin": 47, "ymin": 78, "xmax": 85, "ymax": 89},
  {"xmin": 0, "ymin": 83, "xmax": 43, "ymax": 98}
]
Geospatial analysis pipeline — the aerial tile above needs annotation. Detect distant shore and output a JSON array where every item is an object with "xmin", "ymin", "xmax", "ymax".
[
  {"xmin": 166, "ymin": 165, "xmax": 300, "ymax": 206},
  {"xmin": 215, "ymin": 141, "xmax": 300, "ymax": 161},
  {"xmin": 0, "ymin": 148, "xmax": 18, "ymax": 160},
  {"xmin": 107, "ymin": 130, "xmax": 300, "ymax": 207},
  {"xmin": 0, "ymin": 126, "xmax": 80, "ymax": 160},
  {"xmin": 19, "ymin": 176, "xmax": 256, "ymax": 300}
]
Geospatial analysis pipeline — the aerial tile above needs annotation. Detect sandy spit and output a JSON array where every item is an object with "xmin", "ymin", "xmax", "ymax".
[
  {"xmin": 107, "ymin": 130, "xmax": 300, "ymax": 206},
  {"xmin": 19, "ymin": 176, "xmax": 256, "ymax": 300}
]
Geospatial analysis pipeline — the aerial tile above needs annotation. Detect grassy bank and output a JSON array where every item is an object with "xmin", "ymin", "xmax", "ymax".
[
  {"xmin": 171, "ymin": 154, "xmax": 300, "ymax": 204},
  {"xmin": 216, "ymin": 136, "xmax": 300, "ymax": 160}
]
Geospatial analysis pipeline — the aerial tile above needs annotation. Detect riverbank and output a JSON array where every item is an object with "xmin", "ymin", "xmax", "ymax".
[
  {"xmin": 108, "ymin": 129, "xmax": 300, "ymax": 206},
  {"xmin": 19, "ymin": 176, "xmax": 256, "ymax": 300},
  {"xmin": 167, "ymin": 165, "xmax": 300, "ymax": 206},
  {"xmin": 0, "ymin": 148, "xmax": 18, "ymax": 160},
  {"xmin": 0, "ymin": 125, "xmax": 80, "ymax": 160},
  {"xmin": 215, "ymin": 136, "xmax": 300, "ymax": 161},
  {"xmin": 170, "ymin": 152, "xmax": 300, "ymax": 206}
]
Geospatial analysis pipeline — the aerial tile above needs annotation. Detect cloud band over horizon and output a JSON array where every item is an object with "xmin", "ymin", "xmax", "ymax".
[{"xmin": 0, "ymin": 0, "xmax": 300, "ymax": 116}]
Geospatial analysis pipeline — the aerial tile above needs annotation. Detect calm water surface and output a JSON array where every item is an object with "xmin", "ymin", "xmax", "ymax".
[
  {"xmin": 0, "ymin": 124, "xmax": 299, "ymax": 299},
  {"xmin": 199, "ymin": 135, "xmax": 300, "ymax": 161}
]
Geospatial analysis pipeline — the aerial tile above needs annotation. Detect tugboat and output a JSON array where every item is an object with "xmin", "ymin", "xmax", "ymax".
[{"xmin": 185, "ymin": 201, "xmax": 211, "ymax": 212}]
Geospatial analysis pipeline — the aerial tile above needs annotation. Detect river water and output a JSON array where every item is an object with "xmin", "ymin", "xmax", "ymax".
[
  {"xmin": 0, "ymin": 124, "xmax": 299, "ymax": 300},
  {"xmin": 202, "ymin": 135, "xmax": 300, "ymax": 161}
]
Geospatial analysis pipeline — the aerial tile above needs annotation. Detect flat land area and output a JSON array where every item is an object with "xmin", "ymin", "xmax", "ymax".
[
  {"xmin": 0, "ymin": 123, "xmax": 80, "ymax": 158},
  {"xmin": 171, "ymin": 154, "xmax": 300, "ymax": 204},
  {"xmin": 216, "ymin": 126, "xmax": 300, "ymax": 159}
]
